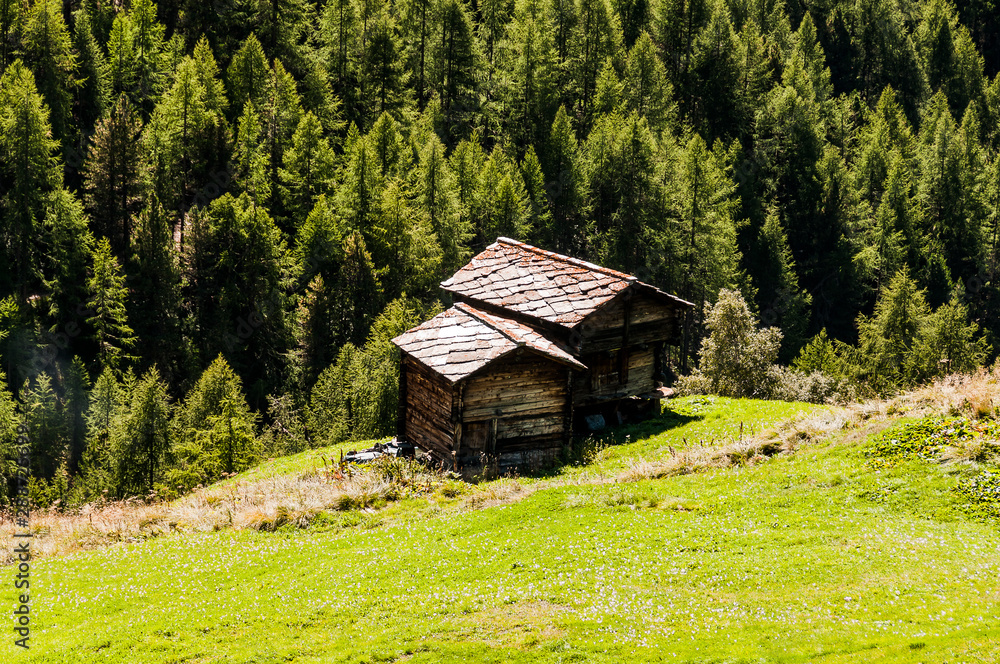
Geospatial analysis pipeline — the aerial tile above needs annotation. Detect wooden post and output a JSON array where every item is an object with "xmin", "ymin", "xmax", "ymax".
[
  {"xmin": 452, "ymin": 382, "xmax": 465, "ymax": 455},
  {"xmin": 565, "ymin": 369, "xmax": 575, "ymax": 452},
  {"xmin": 620, "ymin": 297, "xmax": 631, "ymax": 385},
  {"xmin": 396, "ymin": 353, "xmax": 408, "ymax": 440},
  {"xmin": 488, "ymin": 418, "xmax": 497, "ymax": 456}
]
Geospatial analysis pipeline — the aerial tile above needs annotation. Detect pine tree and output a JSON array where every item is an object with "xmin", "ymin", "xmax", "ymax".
[
  {"xmin": 289, "ymin": 274, "xmax": 336, "ymax": 393},
  {"xmin": 417, "ymin": 133, "xmax": 469, "ymax": 272},
  {"xmin": 541, "ymin": 105, "xmax": 588, "ymax": 253},
  {"xmin": 751, "ymin": 210, "xmax": 811, "ymax": 360},
  {"xmin": 0, "ymin": 61, "xmax": 62, "ymax": 297},
  {"xmin": 374, "ymin": 179, "xmax": 443, "ymax": 297},
  {"xmin": 613, "ymin": 0, "xmax": 651, "ymax": 48},
  {"xmin": 130, "ymin": 199, "xmax": 185, "ymax": 382},
  {"xmin": 686, "ymin": 0, "xmax": 742, "ymax": 141},
  {"xmin": 853, "ymin": 87, "xmax": 917, "ymax": 209},
  {"xmin": 280, "ymin": 111, "xmax": 337, "ymax": 224},
  {"xmin": 86, "ymin": 237, "xmax": 135, "ymax": 371},
  {"xmin": 850, "ymin": 0, "xmax": 928, "ymax": 120},
  {"xmin": 0, "ymin": 0, "xmax": 19, "ymax": 71},
  {"xmin": 337, "ymin": 230, "xmax": 384, "ymax": 346},
  {"xmin": 308, "ymin": 343, "xmax": 358, "ymax": 445},
  {"xmin": 475, "ymin": 150, "xmax": 531, "ymax": 242},
  {"xmin": 226, "ymin": 34, "xmax": 270, "ymax": 118},
  {"xmin": 183, "ymin": 194, "xmax": 293, "ymax": 403},
  {"xmin": 499, "ymin": 0, "xmax": 559, "ymax": 147},
  {"xmin": 914, "ymin": 288, "xmax": 990, "ymax": 379},
  {"xmin": 106, "ymin": 15, "xmax": 137, "ymax": 103},
  {"xmin": 592, "ymin": 57, "xmax": 622, "ymax": 117},
  {"xmin": 368, "ymin": 112, "xmax": 410, "ymax": 179},
  {"xmin": 320, "ymin": 0, "xmax": 359, "ymax": 106},
  {"xmin": 261, "ymin": 59, "xmax": 304, "ymax": 219},
  {"xmin": 82, "ymin": 95, "xmax": 144, "ymax": 258},
  {"xmin": 431, "ymin": 0, "xmax": 480, "ymax": 141},
  {"xmin": 110, "ymin": 367, "xmax": 171, "ymax": 496},
  {"xmin": 144, "ymin": 56, "xmax": 224, "ymax": 222},
  {"xmin": 586, "ymin": 112, "xmax": 662, "ymax": 274},
  {"xmin": 337, "ymin": 130, "xmax": 382, "ymax": 235},
  {"xmin": 255, "ymin": 0, "xmax": 312, "ymax": 76},
  {"xmin": 295, "ymin": 195, "xmax": 345, "ymax": 287},
  {"xmin": 21, "ymin": 373, "xmax": 69, "ymax": 481},
  {"xmin": 652, "ymin": 0, "xmax": 710, "ymax": 84},
  {"xmin": 72, "ymin": 7, "xmax": 110, "ymax": 135},
  {"xmin": 129, "ymin": 0, "xmax": 168, "ymax": 115},
  {"xmin": 571, "ymin": 0, "xmax": 622, "ymax": 124},
  {"xmin": 75, "ymin": 366, "xmax": 123, "ymax": 500},
  {"xmin": 399, "ymin": 0, "xmax": 434, "ymax": 108},
  {"xmin": 916, "ymin": 93, "xmax": 987, "ymax": 287},
  {"xmin": 856, "ymin": 267, "xmax": 931, "ymax": 389},
  {"xmin": 358, "ymin": 10, "xmax": 407, "ymax": 124},
  {"xmin": 673, "ymin": 134, "xmax": 744, "ymax": 338},
  {"xmin": 915, "ymin": 0, "xmax": 986, "ymax": 118},
  {"xmin": 623, "ymin": 31, "xmax": 674, "ymax": 133},
  {"xmin": 234, "ymin": 101, "xmax": 271, "ymax": 207},
  {"xmin": 520, "ymin": 146, "xmax": 554, "ymax": 245},
  {"xmin": 41, "ymin": 190, "xmax": 94, "ymax": 340},
  {"xmin": 21, "ymin": 0, "xmax": 77, "ymax": 143}
]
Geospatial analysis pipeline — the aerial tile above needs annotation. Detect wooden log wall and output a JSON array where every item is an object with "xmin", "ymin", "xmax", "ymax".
[
  {"xmin": 575, "ymin": 290, "xmax": 682, "ymax": 356},
  {"xmin": 574, "ymin": 346, "xmax": 656, "ymax": 404},
  {"xmin": 460, "ymin": 349, "xmax": 571, "ymax": 456},
  {"xmin": 401, "ymin": 355, "xmax": 456, "ymax": 459}
]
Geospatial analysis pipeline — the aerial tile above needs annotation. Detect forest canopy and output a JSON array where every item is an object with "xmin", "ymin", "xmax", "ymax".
[{"xmin": 1, "ymin": 0, "xmax": 999, "ymax": 504}]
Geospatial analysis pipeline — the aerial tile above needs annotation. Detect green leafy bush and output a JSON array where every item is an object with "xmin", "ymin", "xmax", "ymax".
[{"xmin": 957, "ymin": 471, "xmax": 1000, "ymax": 515}]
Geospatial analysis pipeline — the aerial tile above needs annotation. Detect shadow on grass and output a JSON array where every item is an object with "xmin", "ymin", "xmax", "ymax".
[{"xmin": 517, "ymin": 403, "xmax": 705, "ymax": 480}]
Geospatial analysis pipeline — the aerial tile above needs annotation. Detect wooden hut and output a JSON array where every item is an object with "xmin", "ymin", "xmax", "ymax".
[{"xmin": 392, "ymin": 238, "xmax": 693, "ymax": 471}]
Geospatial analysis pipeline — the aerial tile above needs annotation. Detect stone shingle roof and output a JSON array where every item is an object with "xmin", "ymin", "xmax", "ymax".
[
  {"xmin": 441, "ymin": 237, "xmax": 690, "ymax": 327},
  {"xmin": 392, "ymin": 302, "xmax": 585, "ymax": 383}
]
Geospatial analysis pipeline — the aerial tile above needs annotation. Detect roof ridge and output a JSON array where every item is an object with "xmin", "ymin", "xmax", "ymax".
[
  {"xmin": 454, "ymin": 302, "xmax": 525, "ymax": 347},
  {"xmin": 495, "ymin": 237, "xmax": 638, "ymax": 283}
]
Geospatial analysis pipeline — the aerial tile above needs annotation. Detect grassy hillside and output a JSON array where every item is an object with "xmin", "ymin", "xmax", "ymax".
[{"xmin": 4, "ymin": 388, "xmax": 1000, "ymax": 663}]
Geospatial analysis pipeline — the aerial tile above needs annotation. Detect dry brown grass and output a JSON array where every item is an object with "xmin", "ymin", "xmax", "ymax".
[
  {"xmin": 0, "ymin": 458, "xmax": 450, "ymax": 563},
  {"xmin": 618, "ymin": 366, "xmax": 1000, "ymax": 482}
]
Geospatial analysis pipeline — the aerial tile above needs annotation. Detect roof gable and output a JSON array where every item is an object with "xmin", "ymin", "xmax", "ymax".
[
  {"xmin": 392, "ymin": 302, "xmax": 585, "ymax": 383},
  {"xmin": 441, "ymin": 237, "xmax": 691, "ymax": 328}
]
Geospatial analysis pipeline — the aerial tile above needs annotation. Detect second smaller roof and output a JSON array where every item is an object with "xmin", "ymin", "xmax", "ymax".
[{"xmin": 392, "ymin": 302, "xmax": 586, "ymax": 383}]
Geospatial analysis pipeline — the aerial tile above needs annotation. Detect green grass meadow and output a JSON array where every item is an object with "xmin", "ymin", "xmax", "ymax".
[{"xmin": 5, "ymin": 397, "xmax": 999, "ymax": 663}]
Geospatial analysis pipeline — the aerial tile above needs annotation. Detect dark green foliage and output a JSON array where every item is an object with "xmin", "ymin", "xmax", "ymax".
[
  {"xmin": 86, "ymin": 238, "xmax": 136, "ymax": 372},
  {"xmin": 1, "ymin": 0, "xmax": 1000, "ymax": 506},
  {"xmin": 111, "ymin": 368, "xmax": 172, "ymax": 496},
  {"xmin": 82, "ymin": 95, "xmax": 144, "ymax": 258},
  {"xmin": 308, "ymin": 298, "xmax": 429, "ymax": 445}
]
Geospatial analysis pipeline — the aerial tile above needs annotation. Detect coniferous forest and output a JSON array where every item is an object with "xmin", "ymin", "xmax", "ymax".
[{"xmin": 1, "ymin": 0, "xmax": 1000, "ymax": 505}]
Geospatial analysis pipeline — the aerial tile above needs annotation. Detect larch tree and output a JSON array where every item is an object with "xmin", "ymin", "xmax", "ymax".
[
  {"xmin": 82, "ymin": 95, "xmax": 144, "ymax": 259},
  {"xmin": 86, "ymin": 237, "xmax": 135, "ymax": 372},
  {"xmin": 541, "ymin": 105, "xmax": 589, "ymax": 253},
  {"xmin": 21, "ymin": 0, "xmax": 77, "ymax": 143},
  {"xmin": 0, "ymin": 61, "xmax": 62, "ymax": 297},
  {"xmin": 280, "ymin": 111, "xmax": 337, "ymax": 224},
  {"xmin": 110, "ymin": 367, "xmax": 171, "ymax": 496}
]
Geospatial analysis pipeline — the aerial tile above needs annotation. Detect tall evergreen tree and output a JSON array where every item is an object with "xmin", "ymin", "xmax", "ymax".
[
  {"xmin": 82, "ymin": 95, "xmax": 143, "ymax": 258},
  {"xmin": 86, "ymin": 237, "xmax": 135, "ymax": 371},
  {"xmin": 0, "ymin": 61, "xmax": 61, "ymax": 297},
  {"xmin": 21, "ymin": 0, "xmax": 77, "ymax": 143}
]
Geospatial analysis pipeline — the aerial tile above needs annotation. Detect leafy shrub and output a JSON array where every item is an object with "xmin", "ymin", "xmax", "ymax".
[
  {"xmin": 695, "ymin": 289, "xmax": 782, "ymax": 399},
  {"xmin": 956, "ymin": 471, "xmax": 1000, "ymax": 515},
  {"xmin": 864, "ymin": 418, "xmax": 967, "ymax": 463}
]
